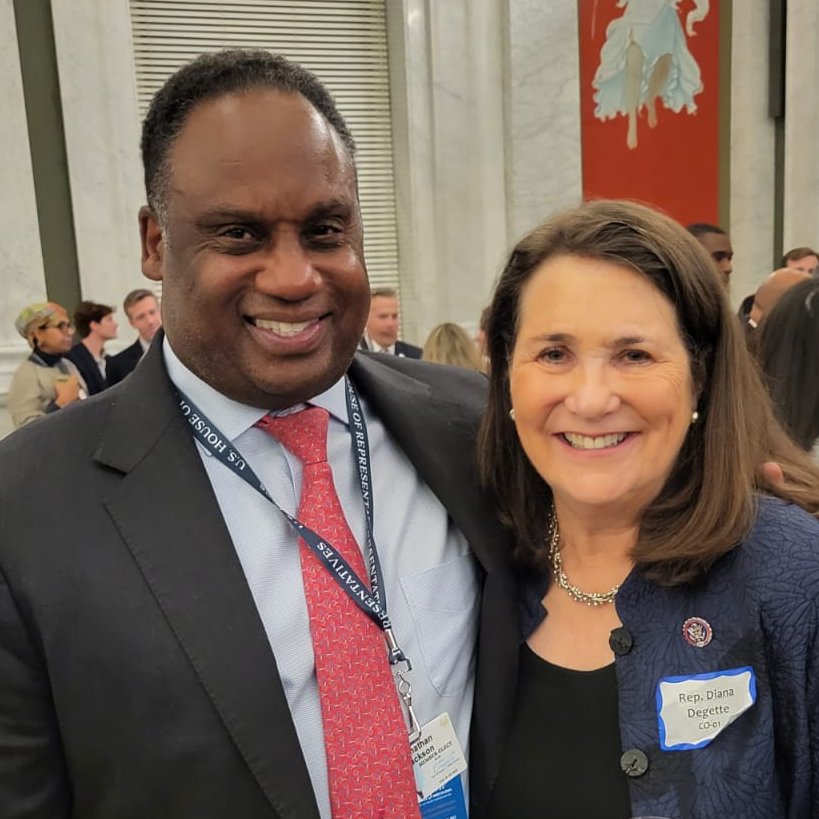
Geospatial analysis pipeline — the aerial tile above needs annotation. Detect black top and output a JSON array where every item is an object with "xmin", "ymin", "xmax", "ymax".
[
  {"xmin": 66, "ymin": 343, "xmax": 107, "ymax": 395},
  {"xmin": 486, "ymin": 644, "xmax": 632, "ymax": 819}
]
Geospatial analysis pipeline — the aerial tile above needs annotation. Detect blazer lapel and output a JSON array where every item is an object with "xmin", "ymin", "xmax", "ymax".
[
  {"xmin": 349, "ymin": 355, "xmax": 519, "ymax": 816},
  {"xmin": 94, "ymin": 343, "xmax": 320, "ymax": 819}
]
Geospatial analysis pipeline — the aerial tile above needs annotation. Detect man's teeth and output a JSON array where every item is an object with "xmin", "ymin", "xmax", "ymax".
[
  {"xmin": 562, "ymin": 432, "xmax": 627, "ymax": 450},
  {"xmin": 254, "ymin": 318, "xmax": 313, "ymax": 336}
]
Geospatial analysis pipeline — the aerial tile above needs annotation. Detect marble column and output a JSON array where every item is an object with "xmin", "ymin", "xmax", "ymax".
[
  {"xmin": 1, "ymin": 0, "xmax": 48, "ymax": 437},
  {"xmin": 50, "ymin": 0, "xmax": 146, "ymax": 315},
  {"xmin": 387, "ymin": 0, "xmax": 509, "ymax": 344},
  {"xmin": 505, "ymin": 1, "xmax": 582, "ymax": 241},
  {"xmin": 782, "ymin": 0, "xmax": 819, "ymax": 254},
  {"xmin": 729, "ymin": 0, "xmax": 777, "ymax": 302}
]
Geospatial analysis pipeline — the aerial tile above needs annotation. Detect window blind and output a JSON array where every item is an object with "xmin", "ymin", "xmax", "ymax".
[{"xmin": 129, "ymin": 0, "xmax": 400, "ymax": 290}]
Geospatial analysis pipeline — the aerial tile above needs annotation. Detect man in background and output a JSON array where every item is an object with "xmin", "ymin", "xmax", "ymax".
[
  {"xmin": 687, "ymin": 222, "xmax": 734, "ymax": 287},
  {"xmin": 748, "ymin": 267, "xmax": 811, "ymax": 329},
  {"xmin": 360, "ymin": 286, "xmax": 422, "ymax": 358},
  {"xmin": 781, "ymin": 246, "xmax": 819, "ymax": 276},
  {"xmin": 67, "ymin": 301, "xmax": 118, "ymax": 394},
  {"xmin": 106, "ymin": 288, "xmax": 162, "ymax": 386}
]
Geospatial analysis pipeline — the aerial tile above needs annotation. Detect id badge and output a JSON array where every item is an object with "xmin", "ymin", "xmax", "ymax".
[
  {"xmin": 412, "ymin": 713, "xmax": 468, "ymax": 819},
  {"xmin": 656, "ymin": 666, "xmax": 756, "ymax": 751}
]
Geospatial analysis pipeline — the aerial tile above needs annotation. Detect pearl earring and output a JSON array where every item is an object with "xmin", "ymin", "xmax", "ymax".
[
  {"xmin": 691, "ymin": 410, "xmax": 699, "ymax": 424},
  {"xmin": 509, "ymin": 408, "xmax": 516, "ymax": 421}
]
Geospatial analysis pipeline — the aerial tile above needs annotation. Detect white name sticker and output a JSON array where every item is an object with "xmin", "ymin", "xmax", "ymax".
[
  {"xmin": 656, "ymin": 666, "xmax": 756, "ymax": 751},
  {"xmin": 411, "ymin": 712, "xmax": 467, "ymax": 800}
]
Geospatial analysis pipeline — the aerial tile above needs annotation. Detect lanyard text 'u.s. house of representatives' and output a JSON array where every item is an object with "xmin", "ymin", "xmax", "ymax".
[{"xmin": 176, "ymin": 379, "xmax": 421, "ymax": 741}]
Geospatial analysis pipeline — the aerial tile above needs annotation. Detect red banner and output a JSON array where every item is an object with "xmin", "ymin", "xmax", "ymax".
[{"xmin": 578, "ymin": 0, "xmax": 720, "ymax": 225}]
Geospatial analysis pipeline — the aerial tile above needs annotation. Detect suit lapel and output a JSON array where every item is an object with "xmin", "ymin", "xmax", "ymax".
[
  {"xmin": 349, "ymin": 355, "xmax": 498, "ymax": 570},
  {"xmin": 349, "ymin": 356, "xmax": 519, "ymax": 816},
  {"xmin": 95, "ymin": 343, "xmax": 320, "ymax": 819}
]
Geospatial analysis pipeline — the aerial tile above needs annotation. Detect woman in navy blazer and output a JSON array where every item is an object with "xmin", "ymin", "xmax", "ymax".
[{"xmin": 478, "ymin": 200, "xmax": 819, "ymax": 819}]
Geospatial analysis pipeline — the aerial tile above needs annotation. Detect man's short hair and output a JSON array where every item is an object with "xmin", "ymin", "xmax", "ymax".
[
  {"xmin": 781, "ymin": 246, "xmax": 819, "ymax": 266},
  {"xmin": 73, "ymin": 301, "xmax": 114, "ymax": 339},
  {"xmin": 370, "ymin": 287, "xmax": 397, "ymax": 299},
  {"xmin": 141, "ymin": 50, "xmax": 355, "ymax": 218},
  {"xmin": 123, "ymin": 289, "xmax": 155, "ymax": 318},
  {"xmin": 686, "ymin": 222, "xmax": 726, "ymax": 239}
]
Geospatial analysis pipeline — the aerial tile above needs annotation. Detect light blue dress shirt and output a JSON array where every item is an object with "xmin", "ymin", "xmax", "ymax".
[{"xmin": 164, "ymin": 341, "xmax": 480, "ymax": 818}]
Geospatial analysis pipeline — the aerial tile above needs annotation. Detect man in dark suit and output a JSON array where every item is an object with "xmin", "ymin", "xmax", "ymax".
[
  {"xmin": 0, "ymin": 51, "xmax": 516, "ymax": 819},
  {"xmin": 105, "ymin": 288, "xmax": 162, "ymax": 386},
  {"xmin": 360, "ymin": 287, "xmax": 423, "ymax": 358},
  {"xmin": 66, "ymin": 301, "xmax": 119, "ymax": 394}
]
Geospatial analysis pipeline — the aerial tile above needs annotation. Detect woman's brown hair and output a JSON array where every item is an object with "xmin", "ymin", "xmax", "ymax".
[{"xmin": 478, "ymin": 199, "xmax": 819, "ymax": 585}]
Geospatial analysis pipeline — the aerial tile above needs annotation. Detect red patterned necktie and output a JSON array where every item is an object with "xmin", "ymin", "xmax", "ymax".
[{"xmin": 256, "ymin": 407, "xmax": 420, "ymax": 819}]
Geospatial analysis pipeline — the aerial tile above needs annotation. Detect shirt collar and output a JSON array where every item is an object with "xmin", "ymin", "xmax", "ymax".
[
  {"xmin": 163, "ymin": 338, "xmax": 350, "ymax": 441},
  {"xmin": 364, "ymin": 333, "xmax": 395, "ymax": 355}
]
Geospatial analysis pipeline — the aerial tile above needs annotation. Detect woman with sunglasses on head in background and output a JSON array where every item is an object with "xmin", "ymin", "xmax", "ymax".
[
  {"xmin": 478, "ymin": 200, "xmax": 819, "ymax": 819},
  {"xmin": 8, "ymin": 302, "xmax": 88, "ymax": 429}
]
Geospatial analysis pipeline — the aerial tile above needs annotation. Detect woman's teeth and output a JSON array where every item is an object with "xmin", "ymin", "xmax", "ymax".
[{"xmin": 562, "ymin": 432, "xmax": 627, "ymax": 450}]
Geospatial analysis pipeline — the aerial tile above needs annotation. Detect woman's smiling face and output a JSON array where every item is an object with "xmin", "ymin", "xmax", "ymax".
[{"xmin": 509, "ymin": 254, "xmax": 697, "ymax": 520}]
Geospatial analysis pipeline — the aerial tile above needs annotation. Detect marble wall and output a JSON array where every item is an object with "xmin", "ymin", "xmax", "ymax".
[
  {"xmin": 783, "ymin": 0, "xmax": 819, "ymax": 255},
  {"xmin": 51, "ymin": 0, "xmax": 146, "ymax": 310},
  {"xmin": 505, "ymin": 1, "xmax": 583, "ymax": 241},
  {"xmin": 387, "ymin": 0, "xmax": 510, "ymax": 344},
  {"xmin": 1, "ymin": 0, "xmax": 48, "ymax": 437},
  {"xmin": 729, "ymin": 1, "xmax": 777, "ymax": 300},
  {"xmin": 388, "ymin": 0, "xmax": 584, "ymax": 344}
]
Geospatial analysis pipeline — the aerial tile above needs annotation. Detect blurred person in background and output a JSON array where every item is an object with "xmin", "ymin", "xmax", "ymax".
[
  {"xmin": 758, "ymin": 277, "xmax": 819, "ymax": 463},
  {"xmin": 747, "ymin": 267, "xmax": 810, "ymax": 330},
  {"xmin": 360, "ymin": 287, "xmax": 422, "ymax": 358},
  {"xmin": 480, "ymin": 200, "xmax": 819, "ymax": 819},
  {"xmin": 8, "ymin": 302, "xmax": 87, "ymax": 428},
  {"xmin": 687, "ymin": 222, "xmax": 733, "ymax": 288},
  {"xmin": 422, "ymin": 322, "xmax": 485, "ymax": 372},
  {"xmin": 67, "ymin": 301, "xmax": 118, "ymax": 394},
  {"xmin": 106, "ymin": 288, "xmax": 162, "ymax": 386},
  {"xmin": 781, "ymin": 246, "xmax": 819, "ymax": 276}
]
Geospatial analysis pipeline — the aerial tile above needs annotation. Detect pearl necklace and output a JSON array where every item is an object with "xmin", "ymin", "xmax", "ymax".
[{"xmin": 547, "ymin": 511, "xmax": 620, "ymax": 607}]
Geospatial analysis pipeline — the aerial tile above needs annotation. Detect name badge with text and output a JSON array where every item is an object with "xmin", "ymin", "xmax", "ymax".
[
  {"xmin": 412, "ymin": 713, "xmax": 468, "ymax": 818},
  {"xmin": 656, "ymin": 666, "xmax": 756, "ymax": 751}
]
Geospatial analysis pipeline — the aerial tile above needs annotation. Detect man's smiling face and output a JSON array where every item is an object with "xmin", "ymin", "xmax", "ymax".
[{"xmin": 140, "ymin": 88, "xmax": 370, "ymax": 409}]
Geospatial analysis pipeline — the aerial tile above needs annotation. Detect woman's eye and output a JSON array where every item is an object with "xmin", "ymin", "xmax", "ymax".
[
  {"xmin": 539, "ymin": 347, "xmax": 566, "ymax": 363},
  {"xmin": 622, "ymin": 349, "xmax": 651, "ymax": 363}
]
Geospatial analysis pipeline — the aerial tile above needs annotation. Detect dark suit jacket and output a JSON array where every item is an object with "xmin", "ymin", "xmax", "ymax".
[
  {"xmin": 395, "ymin": 339, "xmax": 422, "ymax": 359},
  {"xmin": 359, "ymin": 337, "xmax": 423, "ymax": 359},
  {"xmin": 105, "ymin": 339, "xmax": 144, "ymax": 387},
  {"xmin": 0, "ymin": 341, "xmax": 518, "ymax": 818},
  {"xmin": 65, "ymin": 342, "xmax": 107, "ymax": 395}
]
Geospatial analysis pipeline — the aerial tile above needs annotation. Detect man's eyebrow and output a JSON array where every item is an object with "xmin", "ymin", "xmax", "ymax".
[
  {"xmin": 195, "ymin": 207, "xmax": 263, "ymax": 226},
  {"xmin": 194, "ymin": 199, "xmax": 354, "ymax": 226},
  {"xmin": 305, "ymin": 198, "xmax": 355, "ymax": 218}
]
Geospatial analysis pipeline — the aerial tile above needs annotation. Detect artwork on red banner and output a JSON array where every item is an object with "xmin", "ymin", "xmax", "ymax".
[{"xmin": 578, "ymin": 0, "xmax": 720, "ymax": 226}]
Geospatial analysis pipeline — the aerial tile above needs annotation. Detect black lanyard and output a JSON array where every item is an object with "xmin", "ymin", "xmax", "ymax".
[{"xmin": 176, "ymin": 381, "xmax": 410, "ymax": 666}]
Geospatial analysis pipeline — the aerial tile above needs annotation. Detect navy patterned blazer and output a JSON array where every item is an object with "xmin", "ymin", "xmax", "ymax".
[{"xmin": 520, "ymin": 496, "xmax": 819, "ymax": 819}]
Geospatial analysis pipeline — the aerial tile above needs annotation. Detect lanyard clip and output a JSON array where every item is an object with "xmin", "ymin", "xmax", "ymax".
[
  {"xmin": 396, "ymin": 668, "xmax": 423, "ymax": 743},
  {"xmin": 385, "ymin": 627, "xmax": 411, "ymax": 670}
]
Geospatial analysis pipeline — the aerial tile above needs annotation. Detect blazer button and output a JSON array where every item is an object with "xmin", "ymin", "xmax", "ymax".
[
  {"xmin": 609, "ymin": 626, "xmax": 633, "ymax": 655},
  {"xmin": 620, "ymin": 748, "xmax": 649, "ymax": 778}
]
